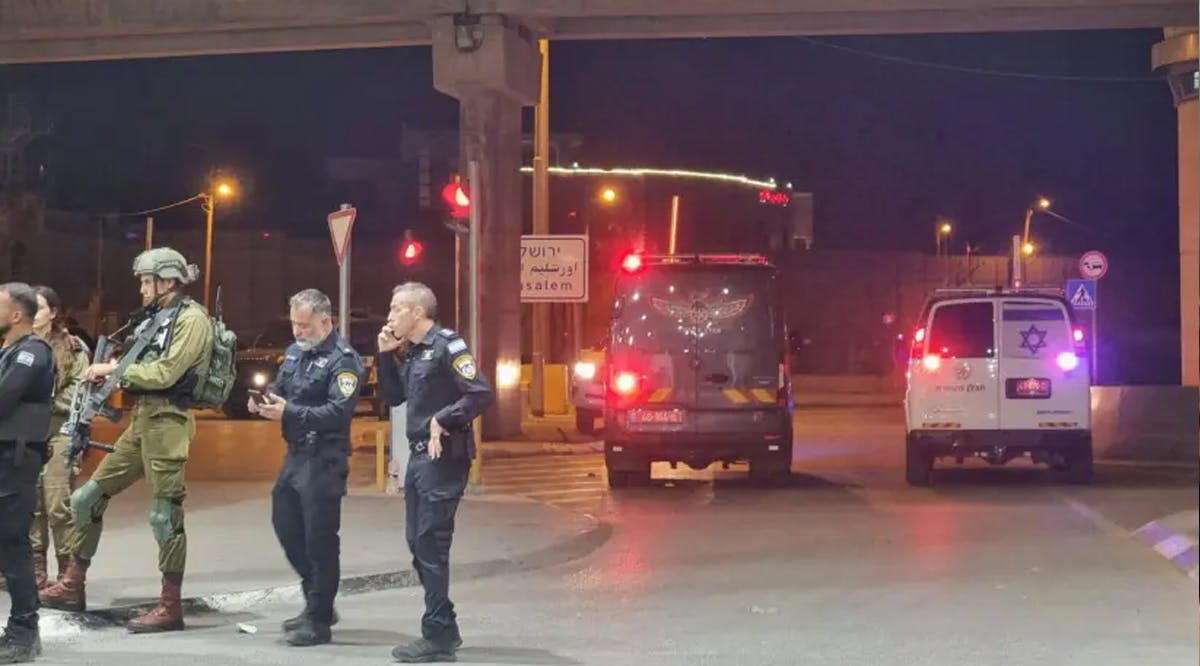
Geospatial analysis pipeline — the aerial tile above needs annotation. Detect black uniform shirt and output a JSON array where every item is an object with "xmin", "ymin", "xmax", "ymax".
[
  {"xmin": 272, "ymin": 330, "xmax": 364, "ymax": 452},
  {"xmin": 377, "ymin": 326, "xmax": 494, "ymax": 445},
  {"xmin": 0, "ymin": 333, "xmax": 55, "ymax": 444}
]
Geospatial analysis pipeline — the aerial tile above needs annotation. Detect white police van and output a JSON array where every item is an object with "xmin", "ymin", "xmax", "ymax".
[{"xmin": 905, "ymin": 289, "xmax": 1092, "ymax": 486}]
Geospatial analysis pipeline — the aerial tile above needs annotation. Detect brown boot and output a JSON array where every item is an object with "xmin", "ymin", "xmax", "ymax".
[
  {"xmin": 39, "ymin": 559, "xmax": 87, "ymax": 612},
  {"xmin": 56, "ymin": 554, "xmax": 70, "ymax": 583},
  {"xmin": 127, "ymin": 576, "xmax": 184, "ymax": 634},
  {"xmin": 32, "ymin": 553, "xmax": 48, "ymax": 590}
]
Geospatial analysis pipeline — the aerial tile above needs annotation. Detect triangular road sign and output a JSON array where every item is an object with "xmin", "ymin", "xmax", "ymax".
[
  {"xmin": 1070, "ymin": 284, "xmax": 1095, "ymax": 309},
  {"xmin": 328, "ymin": 207, "xmax": 357, "ymax": 266}
]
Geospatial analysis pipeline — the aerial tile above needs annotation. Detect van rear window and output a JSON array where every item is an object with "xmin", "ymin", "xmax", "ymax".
[
  {"xmin": 927, "ymin": 302, "xmax": 995, "ymax": 359},
  {"xmin": 1000, "ymin": 304, "xmax": 1069, "ymax": 359},
  {"xmin": 612, "ymin": 267, "xmax": 775, "ymax": 352}
]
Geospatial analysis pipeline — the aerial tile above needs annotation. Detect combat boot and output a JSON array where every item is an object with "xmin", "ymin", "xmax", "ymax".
[
  {"xmin": 391, "ymin": 638, "xmax": 457, "ymax": 663},
  {"xmin": 127, "ymin": 576, "xmax": 184, "ymax": 634},
  {"xmin": 54, "ymin": 555, "xmax": 69, "ymax": 584},
  {"xmin": 284, "ymin": 617, "xmax": 331, "ymax": 647},
  {"xmin": 0, "ymin": 617, "xmax": 42, "ymax": 664},
  {"xmin": 281, "ymin": 607, "xmax": 339, "ymax": 633},
  {"xmin": 38, "ymin": 559, "xmax": 86, "ymax": 612},
  {"xmin": 31, "ymin": 554, "xmax": 47, "ymax": 591}
]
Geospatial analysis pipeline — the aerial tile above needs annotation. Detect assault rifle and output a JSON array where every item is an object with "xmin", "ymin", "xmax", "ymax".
[{"xmin": 61, "ymin": 307, "xmax": 170, "ymax": 467}]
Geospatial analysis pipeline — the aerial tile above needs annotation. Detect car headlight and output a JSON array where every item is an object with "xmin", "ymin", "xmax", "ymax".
[
  {"xmin": 252, "ymin": 372, "xmax": 269, "ymax": 387},
  {"xmin": 573, "ymin": 361, "xmax": 597, "ymax": 381}
]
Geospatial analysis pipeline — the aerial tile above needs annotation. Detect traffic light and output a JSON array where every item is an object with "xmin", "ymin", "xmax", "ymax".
[
  {"xmin": 441, "ymin": 176, "xmax": 471, "ymax": 221},
  {"xmin": 400, "ymin": 229, "xmax": 424, "ymax": 266}
]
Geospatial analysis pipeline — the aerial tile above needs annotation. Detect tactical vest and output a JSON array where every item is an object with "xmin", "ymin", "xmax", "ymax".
[
  {"xmin": 124, "ymin": 301, "xmax": 199, "ymax": 405},
  {"xmin": 0, "ymin": 336, "xmax": 54, "ymax": 444}
]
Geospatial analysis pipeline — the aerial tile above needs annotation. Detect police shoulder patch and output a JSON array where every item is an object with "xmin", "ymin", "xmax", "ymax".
[
  {"xmin": 446, "ymin": 338, "xmax": 467, "ymax": 354},
  {"xmin": 452, "ymin": 354, "xmax": 478, "ymax": 380},
  {"xmin": 15, "ymin": 350, "xmax": 35, "ymax": 367},
  {"xmin": 335, "ymin": 371, "xmax": 359, "ymax": 398}
]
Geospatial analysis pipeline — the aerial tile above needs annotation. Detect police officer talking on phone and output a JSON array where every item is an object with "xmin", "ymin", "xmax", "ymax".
[
  {"xmin": 377, "ymin": 282, "xmax": 493, "ymax": 664},
  {"xmin": 0, "ymin": 283, "xmax": 56, "ymax": 663},
  {"xmin": 249, "ymin": 289, "xmax": 363, "ymax": 648}
]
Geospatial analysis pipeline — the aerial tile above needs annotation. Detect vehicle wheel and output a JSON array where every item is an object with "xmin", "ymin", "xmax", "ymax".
[
  {"xmin": 575, "ymin": 409, "xmax": 597, "ymax": 436},
  {"xmin": 375, "ymin": 397, "xmax": 391, "ymax": 421},
  {"xmin": 905, "ymin": 435, "xmax": 933, "ymax": 486},
  {"xmin": 606, "ymin": 460, "xmax": 651, "ymax": 488},
  {"xmin": 1063, "ymin": 438, "xmax": 1094, "ymax": 485}
]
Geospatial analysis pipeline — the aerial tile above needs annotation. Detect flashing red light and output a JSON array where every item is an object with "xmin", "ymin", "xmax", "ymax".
[
  {"xmin": 400, "ymin": 229, "xmax": 424, "ymax": 266},
  {"xmin": 613, "ymin": 371, "xmax": 640, "ymax": 396},
  {"xmin": 914, "ymin": 328, "xmax": 926, "ymax": 343},
  {"xmin": 621, "ymin": 254, "xmax": 643, "ymax": 273},
  {"xmin": 758, "ymin": 189, "xmax": 791, "ymax": 206},
  {"xmin": 441, "ymin": 179, "xmax": 471, "ymax": 220}
]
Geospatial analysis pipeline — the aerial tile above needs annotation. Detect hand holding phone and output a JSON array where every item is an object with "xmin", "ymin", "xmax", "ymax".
[{"xmin": 247, "ymin": 389, "xmax": 270, "ymax": 405}]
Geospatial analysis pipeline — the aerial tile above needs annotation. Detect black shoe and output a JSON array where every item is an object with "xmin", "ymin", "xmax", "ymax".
[
  {"xmin": 0, "ymin": 623, "xmax": 41, "ymax": 664},
  {"xmin": 442, "ymin": 626, "xmax": 463, "ymax": 650},
  {"xmin": 281, "ymin": 608, "xmax": 339, "ymax": 633},
  {"xmin": 391, "ymin": 637, "xmax": 457, "ymax": 663},
  {"xmin": 284, "ymin": 618, "xmax": 331, "ymax": 647}
]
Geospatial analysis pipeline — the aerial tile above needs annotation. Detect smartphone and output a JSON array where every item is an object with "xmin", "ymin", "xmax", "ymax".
[{"xmin": 247, "ymin": 389, "xmax": 270, "ymax": 405}]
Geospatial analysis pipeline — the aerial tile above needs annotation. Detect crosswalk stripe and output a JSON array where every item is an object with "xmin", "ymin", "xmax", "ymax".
[{"xmin": 479, "ymin": 454, "xmax": 607, "ymax": 509}]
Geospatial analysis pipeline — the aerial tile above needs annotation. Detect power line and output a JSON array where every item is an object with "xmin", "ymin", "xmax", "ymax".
[
  {"xmin": 797, "ymin": 37, "xmax": 1165, "ymax": 84},
  {"xmin": 101, "ymin": 193, "xmax": 205, "ymax": 219}
]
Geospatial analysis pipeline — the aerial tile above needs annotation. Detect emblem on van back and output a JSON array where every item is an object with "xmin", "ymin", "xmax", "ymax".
[{"xmin": 650, "ymin": 293, "xmax": 754, "ymax": 325}]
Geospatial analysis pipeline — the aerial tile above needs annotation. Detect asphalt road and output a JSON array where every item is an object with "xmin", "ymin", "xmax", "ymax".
[{"xmin": 40, "ymin": 406, "xmax": 1200, "ymax": 665}]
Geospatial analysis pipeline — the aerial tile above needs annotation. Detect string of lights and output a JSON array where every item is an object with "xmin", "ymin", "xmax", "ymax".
[{"xmin": 519, "ymin": 164, "xmax": 781, "ymax": 190}]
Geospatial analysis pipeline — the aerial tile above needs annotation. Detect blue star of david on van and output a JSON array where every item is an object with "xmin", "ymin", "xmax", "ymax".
[{"xmin": 1018, "ymin": 325, "xmax": 1048, "ymax": 354}]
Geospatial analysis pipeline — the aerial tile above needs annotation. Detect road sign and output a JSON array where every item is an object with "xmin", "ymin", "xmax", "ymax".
[
  {"xmin": 521, "ymin": 235, "xmax": 588, "ymax": 303},
  {"xmin": 1078, "ymin": 250, "xmax": 1108, "ymax": 280},
  {"xmin": 327, "ymin": 206, "xmax": 357, "ymax": 266},
  {"xmin": 1066, "ymin": 279, "xmax": 1097, "ymax": 310}
]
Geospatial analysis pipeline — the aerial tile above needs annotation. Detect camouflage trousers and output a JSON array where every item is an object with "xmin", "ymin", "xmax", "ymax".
[{"xmin": 64, "ymin": 400, "xmax": 193, "ymax": 574}]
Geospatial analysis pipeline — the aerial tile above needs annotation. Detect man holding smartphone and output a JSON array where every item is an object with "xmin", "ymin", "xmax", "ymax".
[
  {"xmin": 250, "ymin": 289, "xmax": 363, "ymax": 647},
  {"xmin": 377, "ymin": 282, "xmax": 493, "ymax": 663}
]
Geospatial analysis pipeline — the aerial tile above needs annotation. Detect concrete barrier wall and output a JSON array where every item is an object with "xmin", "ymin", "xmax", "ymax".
[{"xmin": 1091, "ymin": 386, "xmax": 1199, "ymax": 462}]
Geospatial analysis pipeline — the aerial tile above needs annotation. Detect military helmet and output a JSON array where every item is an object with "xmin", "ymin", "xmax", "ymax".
[{"xmin": 132, "ymin": 247, "xmax": 199, "ymax": 284}]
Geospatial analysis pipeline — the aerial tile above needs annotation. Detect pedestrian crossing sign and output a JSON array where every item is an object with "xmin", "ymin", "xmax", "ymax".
[{"xmin": 1066, "ymin": 279, "xmax": 1097, "ymax": 310}]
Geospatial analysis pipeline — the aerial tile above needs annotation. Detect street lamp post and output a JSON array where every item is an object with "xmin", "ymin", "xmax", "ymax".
[
  {"xmin": 936, "ymin": 219, "xmax": 953, "ymax": 284},
  {"xmin": 202, "ymin": 179, "xmax": 235, "ymax": 309}
]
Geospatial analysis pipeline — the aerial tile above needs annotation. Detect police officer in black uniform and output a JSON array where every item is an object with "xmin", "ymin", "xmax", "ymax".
[
  {"xmin": 377, "ymin": 282, "xmax": 493, "ymax": 664},
  {"xmin": 0, "ymin": 283, "xmax": 56, "ymax": 663},
  {"xmin": 250, "ymin": 289, "xmax": 363, "ymax": 648}
]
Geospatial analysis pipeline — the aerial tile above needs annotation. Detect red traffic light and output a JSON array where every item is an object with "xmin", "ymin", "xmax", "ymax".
[
  {"xmin": 400, "ymin": 230, "xmax": 424, "ymax": 266},
  {"xmin": 441, "ymin": 178, "xmax": 471, "ymax": 220}
]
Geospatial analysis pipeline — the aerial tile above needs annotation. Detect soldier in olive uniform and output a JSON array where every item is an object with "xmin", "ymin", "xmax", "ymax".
[
  {"xmin": 29, "ymin": 286, "xmax": 90, "ymax": 590},
  {"xmin": 40, "ymin": 248, "xmax": 214, "ymax": 634},
  {"xmin": 377, "ymin": 282, "xmax": 494, "ymax": 664}
]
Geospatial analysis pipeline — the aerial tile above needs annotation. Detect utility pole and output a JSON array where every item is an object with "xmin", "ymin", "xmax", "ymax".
[{"xmin": 530, "ymin": 37, "xmax": 551, "ymax": 418}]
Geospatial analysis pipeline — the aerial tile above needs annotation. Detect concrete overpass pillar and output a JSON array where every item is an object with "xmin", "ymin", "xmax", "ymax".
[
  {"xmin": 433, "ymin": 14, "xmax": 539, "ymax": 438},
  {"xmin": 1152, "ymin": 28, "xmax": 1199, "ymax": 388}
]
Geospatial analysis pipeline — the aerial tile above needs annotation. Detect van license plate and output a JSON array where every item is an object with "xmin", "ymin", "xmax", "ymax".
[
  {"xmin": 1007, "ymin": 378, "xmax": 1051, "ymax": 399},
  {"xmin": 629, "ymin": 409, "xmax": 685, "ymax": 425}
]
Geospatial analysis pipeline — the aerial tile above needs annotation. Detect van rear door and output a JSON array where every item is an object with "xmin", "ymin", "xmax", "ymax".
[{"xmin": 911, "ymin": 299, "xmax": 1000, "ymax": 431}]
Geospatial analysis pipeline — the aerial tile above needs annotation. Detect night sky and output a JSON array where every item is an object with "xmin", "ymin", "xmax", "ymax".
[{"xmin": 0, "ymin": 28, "xmax": 1182, "ymax": 379}]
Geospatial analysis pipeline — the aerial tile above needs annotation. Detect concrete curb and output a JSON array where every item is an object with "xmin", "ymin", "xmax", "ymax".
[
  {"xmin": 1131, "ymin": 512, "xmax": 1199, "ymax": 582},
  {"xmin": 40, "ymin": 513, "xmax": 613, "ymax": 638}
]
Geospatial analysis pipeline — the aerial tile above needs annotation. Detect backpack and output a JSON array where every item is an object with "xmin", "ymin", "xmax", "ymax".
[{"xmin": 188, "ymin": 302, "xmax": 238, "ymax": 410}]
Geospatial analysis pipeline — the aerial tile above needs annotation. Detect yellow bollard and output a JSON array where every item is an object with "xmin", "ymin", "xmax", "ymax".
[{"xmin": 375, "ymin": 425, "xmax": 386, "ymax": 492}]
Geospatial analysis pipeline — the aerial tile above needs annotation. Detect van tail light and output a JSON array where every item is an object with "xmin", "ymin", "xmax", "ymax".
[
  {"xmin": 1072, "ymin": 328, "xmax": 1084, "ymax": 343},
  {"xmin": 621, "ymin": 254, "xmax": 643, "ymax": 273},
  {"xmin": 1056, "ymin": 351, "xmax": 1079, "ymax": 371},
  {"xmin": 612, "ymin": 371, "xmax": 641, "ymax": 397},
  {"xmin": 909, "ymin": 327, "xmax": 927, "ymax": 360},
  {"xmin": 922, "ymin": 354, "xmax": 942, "ymax": 371}
]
